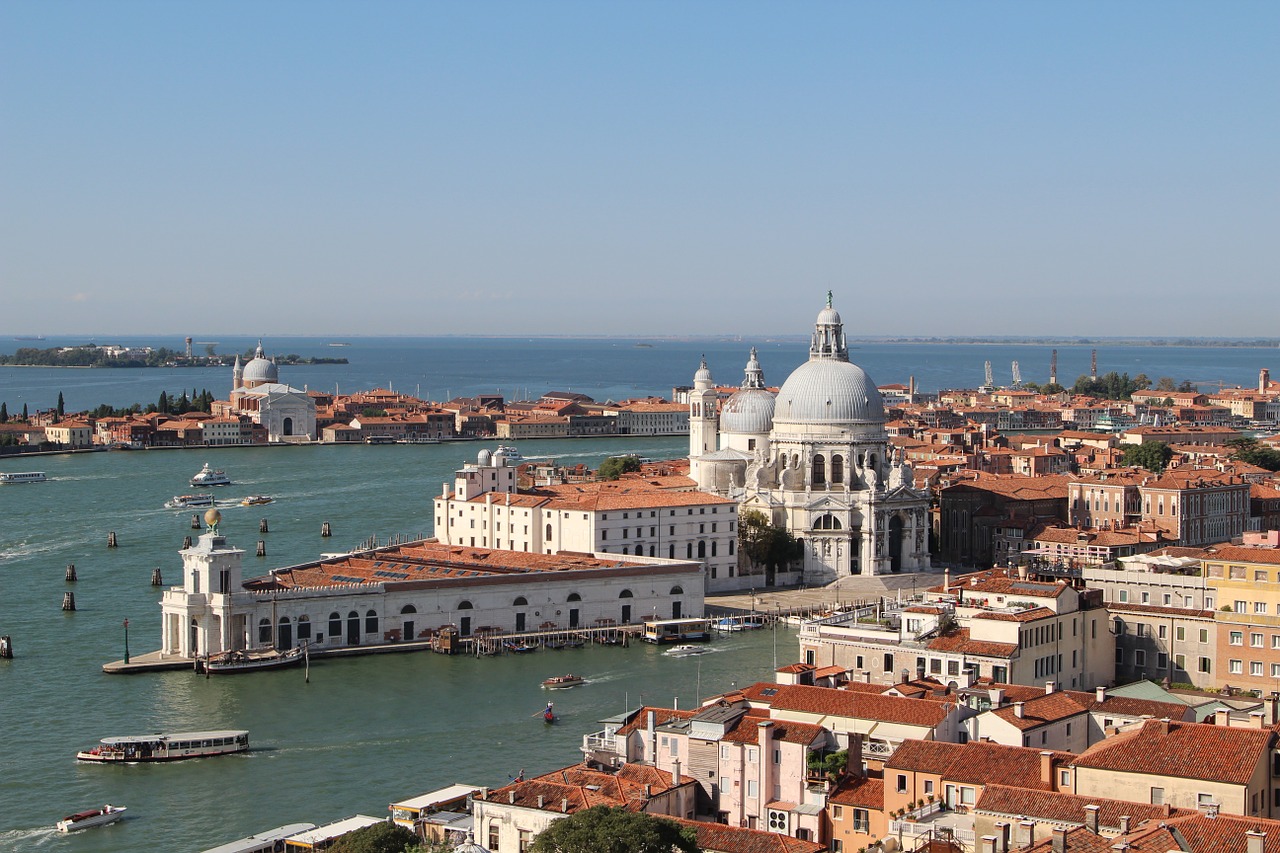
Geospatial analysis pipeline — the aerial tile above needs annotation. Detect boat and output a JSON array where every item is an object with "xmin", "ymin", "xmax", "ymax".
[
  {"xmin": 642, "ymin": 617, "xmax": 712, "ymax": 644},
  {"xmin": 201, "ymin": 646, "xmax": 304, "ymax": 675},
  {"xmin": 0, "ymin": 471, "xmax": 47, "ymax": 484},
  {"xmin": 543, "ymin": 702, "xmax": 556, "ymax": 724},
  {"xmin": 239, "ymin": 495, "xmax": 274, "ymax": 506},
  {"xmin": 541, "ymin": 673, "xmax": 585, "ymax": 689},
  {"xmin": 56, "ymin": 804, "xmax": 126, "ymax": 832},
  {"xmin": 190, "ymin": 462, "xmax": 232, "ymax": 486},
  {"xmin": 493, "ymin": 445, "xmax": 524, "ymax": 465},
  {"xmin": 663, "ymin": 644, "xmax": 709, "ymax": 658},
  {"xmin": 504, "ymin": 640, "xmax": 538, "ymax": 654},
  {"xmin": 713, "ymin": 615, "xmax": 769, "ymax": 632},
  {"xmin": 166, "ymin": 493, "xmax": 216, "ymax": 509},
  {"xmin": 76, "ymin": 730, "xmax": 249, "ymax": 762}
]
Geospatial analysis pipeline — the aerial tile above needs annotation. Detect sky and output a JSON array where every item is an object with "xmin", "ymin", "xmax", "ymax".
[{"xmin": 1, "ymin": 1, "xmax": 1276, "ymax": 338}]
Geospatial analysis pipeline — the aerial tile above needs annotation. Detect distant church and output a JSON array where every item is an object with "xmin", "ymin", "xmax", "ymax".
[
  {"xmin": 218, "ymin": 341, "xmax": 317, "ymax": 441},
  {"xmin": 689, "ymin": 295, "xmax": 931, "ymax": 581}
]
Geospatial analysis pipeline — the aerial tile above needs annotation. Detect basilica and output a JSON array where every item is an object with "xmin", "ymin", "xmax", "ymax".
[
  {"xmin": 213, "ymin": 341, "xmax": 317, "ymax": 442},
  {"xmin": 689, "ymin": 295, "xmax": 931, "ymax": 581}
]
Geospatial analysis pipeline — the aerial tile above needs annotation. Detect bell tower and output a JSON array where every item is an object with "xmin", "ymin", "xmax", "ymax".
[{"xmin": 688, "ymin": 356, "xmax": 719, "ymax": 483}]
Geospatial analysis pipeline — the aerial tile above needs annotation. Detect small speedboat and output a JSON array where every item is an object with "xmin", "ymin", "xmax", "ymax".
[
  {"xmin": 166, "ymin": 494, "xmax": 216, "ymax": 509},
  {"xmin": 240, "ymin": 495, "xmax": 274, "ymax": 506},
  {"xmin": 663, "ymin": 644, "xmax": 708, "ymax": 658},
  {"xmin": 542, "ymin": 674, "xmax": 585, "ymax": 689},
  {"xmin": 191, "ymin": 462, "xmax": 232, "ymax": 486},
  {"xmin": 57, "ymin": 804, "xmax": 126, "ymax": 832}
]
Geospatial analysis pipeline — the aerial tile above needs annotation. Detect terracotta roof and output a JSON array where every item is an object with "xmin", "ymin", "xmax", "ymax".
[
  {"xmin": 988, "ymin": 692, "xmax": 1089, "ymax": 731},
  {"xmin": 926, "ymin": 628, "xmax": 1018, "ymax": 658},
  {"xmin": 1072, "ymin": 719, "xmax": 1275, "ymax": 785},
  {"xmin": 975, "ymin": 783, "xmax": 1180, "ymax": 830},
  {"xmin": 679, "ymin": 818, "xmax": 824, "ymax": 853},
  {"xmin": 887, "ymin": 740, "xmax": 1072, "ymax": 791},
  {"xmin": 827, "ymin": 776, "xmax": 884, "ymax": 809},
  {"xmin": 1202, "ymin": 545, "xmax": 1280, "ymax": 566},
  {"xmin": 483, "ymin": 762, "xmax": 689, "ymax": 815},
  {"xmin": 761, "ymin": 684, "xmax": 953, "ymax": 728}
]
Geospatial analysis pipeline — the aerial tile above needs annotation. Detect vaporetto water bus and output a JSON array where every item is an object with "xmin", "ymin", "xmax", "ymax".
[
  {"xmin": 75, "ymin": 730, "xmax": 249, "ymax": 763},
  {"xmin": 0, "ymin": 471, "xmax": 48, "ymax": 483}
]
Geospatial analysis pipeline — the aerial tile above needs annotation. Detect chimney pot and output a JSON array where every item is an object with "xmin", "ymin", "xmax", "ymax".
[
  {"xmin": 537, "ymin": 795, "xmax": 544, "ymax": 808},
  {"xmin": 1040, "ymin": 751, "xmax": 1055, "ymax": 786},
  {"xmin": 561, "ymin": 798, "xmax": 569, "ymax": 813},
  {"xmin": 1215, "ymin": 707, "xmax": 1230, "ymax": 726},
  {"xmin": 1250, "ymin": 711, "xmax": 1265, "ymax": 729},
  {"xmin": 1014, "ymin": 701, "xmax": 1025, "ymax": 719},
  {"xmin": 1247, "ymin": 830, "xmax": 1266, "ymax": 853},
  {"xmin": 1119, "ymin": 815, "xmax": 1131, "ymax": 834},
  {"xmin": 1084, "ymin": 804, "xmax": 1100, "ymax": 834},
  {"xmin": 1045, "ymin": 681, "xmax": 1055, "ymax": 694},
  {"xmin": 1096, "ymin": 685, "xmax": 1107, "ymax": 703},
  {"xmin": 1052, "ymin": 827, "xmax": 1068, "ymax": 853},
  {"xmin": 509, "ymin": 791, "xmax": 516, "ymax": 804}
]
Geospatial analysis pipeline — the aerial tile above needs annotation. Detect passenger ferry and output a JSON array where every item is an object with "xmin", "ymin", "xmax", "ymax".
[
  {"xmin": 641, "ymin": 617, "xmax": 712, "ymax": 644},
  {"xmin": 76, "ymin": 730, "xmax": 249, "ymax": 762},
  {"xmin": 0, "ymin": 471, "xmax": 47, "ymax": 484},
  {"xmin": 166, "ymin": 494, "xmax": 216, "ymax": 509}
]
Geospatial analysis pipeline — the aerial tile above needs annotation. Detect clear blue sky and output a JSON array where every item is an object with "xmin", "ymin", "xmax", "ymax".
[{"xmin": 2, "ymin": 1, "xmax": 1276, "ymax": 338}]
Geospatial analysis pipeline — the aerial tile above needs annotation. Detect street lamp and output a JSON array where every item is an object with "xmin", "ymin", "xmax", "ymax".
[{"xmin": 123, "ymin": 618, "xmax": 130, "ymax": 665}]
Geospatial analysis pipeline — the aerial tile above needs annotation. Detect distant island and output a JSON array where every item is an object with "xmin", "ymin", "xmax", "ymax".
[{"xmin": 0, "ymin": 344, "xmax": 347, "ymax": 368}]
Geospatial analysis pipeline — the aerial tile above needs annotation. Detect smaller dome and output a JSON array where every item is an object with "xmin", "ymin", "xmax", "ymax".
[
  {"xmin": 693, "ymin": 356, "xmax": 713, "ymax": 385},
  {"xmin": 816, "ymin": 306, "xmax": 842, "ymax": 326},
  {"xmin": 477, "ymin": 449, "xmax": 492, "ymax": 466},
  {"xmin": 721, "ymin": 388, "xmax": 775, "ymax": 435}
]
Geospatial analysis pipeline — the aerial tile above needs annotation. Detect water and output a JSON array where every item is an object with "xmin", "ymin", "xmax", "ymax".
[
  {"xmin": 0, "ymin": 437, "xmax": 800, "ymax": 852},
  {"xmin": 1, "ymin": 335, "xmax": 1276, "ymax": 414}
]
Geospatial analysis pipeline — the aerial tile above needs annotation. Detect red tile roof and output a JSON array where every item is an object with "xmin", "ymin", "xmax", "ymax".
[
  {"xmin": 887, "ymin": 740, "xmax": 1072, "ymax": 791},
  {"xmin": 975, "ymin": 783, "xmax": 1180, "ymax": 831},
  {"xmin": 757, "ymin": 683, "xmax": 953, "ymax": 728},
  {"xmin": 1072, "ymin": 719, "xmax": 1275, "ymax": 785}
]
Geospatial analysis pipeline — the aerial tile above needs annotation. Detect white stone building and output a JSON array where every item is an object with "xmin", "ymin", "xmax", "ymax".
[
  {"xmin": 222, "ymin": 341, "xmax": 317, "ymax": 442},
  {"xmin": 691, "ymin": 296, "xmax": 932, "ymax": 580}
]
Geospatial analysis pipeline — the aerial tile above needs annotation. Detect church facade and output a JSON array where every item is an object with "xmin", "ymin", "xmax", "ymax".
[
  {"xmin": 690, "ymin": 296, "xmax": 932, "ymax": 582},
  {"xmin": 218, "ymin": 341, "xmax": 317, "ymax": 442}
]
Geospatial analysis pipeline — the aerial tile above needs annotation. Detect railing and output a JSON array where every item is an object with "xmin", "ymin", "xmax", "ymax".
[
  {"xmin": 581, "ymin": 732, "xmax": 615, "ymax": 752},
  {"xmin": 889, "ymin": 820, "xmax": 975, "ymax": 847}
]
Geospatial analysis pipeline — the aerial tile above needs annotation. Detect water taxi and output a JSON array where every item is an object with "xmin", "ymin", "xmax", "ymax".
[
  {"xmin": 166, "ymin": 494, "xmax": 217, "ymax": 509},
  {"xmin": 0, "ymin": 471, "xmax": 47, "ymax": 484},
  {"xmin": 190, "ymin": 462, "xmax": 232, "ymax": 486},
  {"xmin": 663, "ymin": 644, "xmax": 709, "ymax": 658},
  {"xmin": 541, "ymin": 673, "xmax": 585, "ymax": 689},
  {"xmin": 57, "ymin": 804, "xmax": 126, "ymax": 832},
  {"xmin": 201, "ymin": 646, "xmax": 304, "ymax": 675},
  {"xmin": 76, "ymin": 730, "xmax": 249, "ymax": 762},
  {"xmin": 493, "ymin": 445, "xmax": 524, "ymax": 464},
  {"xmin": 239, "ymin": 495, "xmax": 274, "ymax": 506}
]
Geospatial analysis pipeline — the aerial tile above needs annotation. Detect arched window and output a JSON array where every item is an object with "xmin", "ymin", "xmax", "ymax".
[
  {"xmin": 831, "ymin": 454, "xmax": 844, "ymax": 484},
  {"xmin": 365, "ymin": 610, "xmax": 378, "ymax": 634},
  {"xmin": 567, "ymin": 593, "xmax": 582, "ymax": 602},
  {"xmin": 670, "ymin": 586, "xmax": 684, "ymax": 595},
  {"xmin": 258, "ymin": 618, "xmax": 271, "ymax": 644},
  {"xmin": 812, "ymin": 454, "xmax": 826, "ymax": 485},
  {"xmin": 711, "ymin": 541, "xmax": 718, "ymax": 557},
  {"xmin": 400, "ymin": 604, "xmax": 417, "ymax": 615},
  {"xmin": 686, "ymin": 543, "xmax": 693, "ymax": 559},
  {"xmin": 546, "ymin": 523, "xmax": 553, "ymax": 540},
  {"xmin": 513, "ymin": 596, "xmax": 528, "ymax": 607},
  {"xmin": 697, "ymin": 541, "xmax": 707, "ymax": 559},
  {"xmin": 669, "ymin": 544, "xmax": 675, "ymax": 559},
  {"xmin": 619, "ymin": 589, "xmax": 634, "ymax": 598},
  {"xmin": 814, "ymin": 514, "xmax": 842, "ymax": 531},
  {"xmin": 457, "ymin": 600, "xmax": 473, "ymax": 610},
  {"xmin": 328, "ymin": 612, "xmax": 341, "ymax": 638},
  {"xmin": 347, "ymin": 610, "xmax": 359, "ymax": 620},
  {"xmin": 297, "ymin": 615, "xmax": 311, "ymax": 640}
]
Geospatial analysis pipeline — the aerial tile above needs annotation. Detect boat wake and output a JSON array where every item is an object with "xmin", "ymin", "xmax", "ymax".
[{"xmin": 0, "ymin": 826, "xmax": 58, "ymax": 847}]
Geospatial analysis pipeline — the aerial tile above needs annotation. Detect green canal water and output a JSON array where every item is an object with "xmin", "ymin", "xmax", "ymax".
[{"xmin": 0, "ymin": 439, "xmax": 794, "ymax": 853}]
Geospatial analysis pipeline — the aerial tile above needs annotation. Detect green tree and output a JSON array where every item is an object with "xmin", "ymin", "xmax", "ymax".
[
  {"xmin": 1155, "ymin": 376, "xmax": 1177, "ymax": 392},
  {"xmin": 325, "ymin": 821, "xmax": 420, "ymax": 853},
  {"xmin": 1226, "ymin": 437, "xmax": 1280, "ymax": 472},
  {"xmin": 158, "ymin": 391, "xmax": 170, "ymax": 414},
  {"xmin": 528, "ymin": 806, "xmax": 700, "ymax": 853},
  {"xmin": 0, "ymin": 402, "xmax": 7, "ymax": 423},
  {"xmin": 597, "ymin": 455, "xmax": 642, "ymax": 480},
  {"xmin": 1120, "ymin": 441, "xmax": 1173, "ymax": 473},
  {"xmin": 739, "ymin": 509, "xmax": 802, "ymax": 582},
  {"xmin": 22, "ymin": 403, "xmax": 28, "ymax": 420},
  {"xmin": 56, "ymin": 392, "xmax": 65, "ymax": 419}
]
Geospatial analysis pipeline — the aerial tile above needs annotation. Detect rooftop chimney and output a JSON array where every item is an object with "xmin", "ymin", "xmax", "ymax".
[
  {"xmin": 1052, "ymin": 827, "xmax": 1068, "ymax": 853},
  {"xmin": 994, "ymin": 821, "xmax": 1011, "ymax": 853},
  {"xmin": 1095, "ymin": 685, "xmax": 1107, "ymax": 703},
  {"xmin": 989, "ymin": 687, "xmax": 1005, "ymax": 706},
  {"xmin": 1014, "ymin": 701, "xmax": 1025, "ymax": 719},
  {"xmin": 981, "ymin": 837, "xmax": 998, "ymax": 853},
  {"xmin": 1019, "ymin": 820, "xmax": 1036, "ymax": 847},
  {"xmin": 509, "ymin": 791, "xmax": 516, "ymax": 804},
  {"xmin": 1084, "ymin": 804, "xmax": 1100, "ymax": 834},
  {"xmin": 1247, "ymin": 830, "xmax": 1266, "ymax": 853},
  {"xmin": 1214, "ymin": 708, "xmax": 1230, "ymax": 726},
  {"xmin": 673, "ymin": 757, "xmax": 681, "ymax": 784},
  {"xmin": 561, "ymin": 798, "xmax": 569, "ymax": 813},
  {"xmin": 1250, "ymin": 711, "xmax": 1266, "ymax": 729},
  {"xmin": 1040, "ymin": 751, "xmax": 1055, "ymax": 786},
  {"xmin": 1119, "ymin": 816, "xmax": 1131, "ymax": 835},
  {"xmin": 1045, "ymin": 681, "xmax": 1056, "ymax": 694},
  {"xmin": 537, "ymin": 795, "xmax": 544, "ymax": 809},
  {"xmin": 847, "ymin": 733, "xmax": 865, "ymax": 778}
]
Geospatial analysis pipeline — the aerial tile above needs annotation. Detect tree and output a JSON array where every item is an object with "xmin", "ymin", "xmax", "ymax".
[
  {"xmin": 56, "ymin": 392, "xmax": 65, "ymax": 419},
  {"xmin": 22, "ymin": 403, "xmax": 28, "ymax": 420},
  {"xmin": 597, "ymin": 455, "xmax": 642, "ymax": 480},
  {"xmin": 158, "ymin": 391, "xmax": 170, "ymax": 414},
  {"xmin": 325, "ymin": 821, "xmax": 420, "ymax": 853},
  {"xmin": 1155, "ymin": 376, "xmax": 1177, "ymax": 392},
  {"xmin": 739, "ymin": 509, "xmax": 802, "ymax": 583},
  {"xmin": 1226, "ymin": 437, "xmax": 1280, "ymax": 472},
  {"xmin": 0, "ymin": 402, "xmax": 7, "ymax": 423},
  {"xmin": 529, "ymin": 806, "xmax": 700, "ymax": 853},
  {"xmin": 1120, "ymin": 441, "xmax": 1173, "ymax": 474}
]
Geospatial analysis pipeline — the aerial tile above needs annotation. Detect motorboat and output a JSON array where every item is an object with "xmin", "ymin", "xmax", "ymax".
[
  {"xmin": 0, "ymin": 471, "xmax": 47, "ymax": 483},
  {"xmin": 166, "ymin": 494, "xmax": 216, "ymax": 509},
  {"xmin": 76, "ymin": 730, "xmax": 249, "ymax": 762},
  {"xmin": 713, "ymin": 615, "xmax": 769, "ymax": 632},
  {"xmin": 191, "ymin": 462, "xmax": 232, "ymax": 486},
  {"xmin": 541, "ymin": 674, "xmax": 585, "ymax": 689},
  {"xmin": 493, "ymin": 445, "xmax": 525, "ymax": 465},
  {"xmin": 57, "ymin": 804, "xmax": 126, "ymax": 832},
  {"xmin": 504, "ymin": 640, "xmax": 538, "ymax": 654},
  {"xmin": 239, "ymin": 495, "xmax": 274, "ymax": 506},
  {"xmin": 663, "ymin": 644, "xmax": 709, "ymax": 658},
  {"xmin": 201, "ymin": 646, "xmax": 304, "ymax": 675}
]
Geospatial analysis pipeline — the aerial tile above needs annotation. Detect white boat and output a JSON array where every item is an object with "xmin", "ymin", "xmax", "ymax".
[
  {"xmin": 714, "ymin": 615, "xmax": 769, "ymax": 632},
  {"xmin": 0, "ymin": 471, "xmax": 47, "ymax": 484},
  {"xmin": 166, "ymin": 493, "xmax": 217, "ymax": 509},
  {"xmin": 663, "ymin": 644, "xmax": 709, "ymax": 658},
  {"xmin": 190, "ymin": 462, "xmax": 232, "ymax": 486},
  {"xmin": 239, "ymin": 495, "xmax": 274, "ymax": 506},
  {"xmin": 201, "ymin": 646, "xmax": 304, "ymax": 675},
  {"xmin": 76, "ymin": 730, "xmax": 249, "ymax": 762},
  {"xmin": 493, "ymin": 445, "xmax": 524, "ymax": 464},
  {"xmin": 57, "ymin": 804, "xmax": 126, "ymax": 832}
]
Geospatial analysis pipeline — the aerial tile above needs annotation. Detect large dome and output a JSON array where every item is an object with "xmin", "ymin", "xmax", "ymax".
[
  {"xmin": 721, "ymin": 388, "xmax": 775, "ymax": 434},
  {"xmin": 242, "ymin": 357, "xmax": 278, "ymax": 385},
  {"xmin": 774, "ymin": 359, "xmax": 885, "ymax": 424}
]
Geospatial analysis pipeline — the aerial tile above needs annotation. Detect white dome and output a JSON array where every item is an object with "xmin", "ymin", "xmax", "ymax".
[
  {"xmin": 477, "ymin": 448, "xmax": 492, "ymax": 466},
  {"xmin": 774, "ymin": 359, "xmax": 885, "ymax": 424},
  {"xmin": 816, "ymin": 306, "xmax": 842, "ymax": 326},
  {"xmin": 721, "ymin": 388, "xmax": 775, "ymax": 434},
  {"xmin": 241, "ymin": 357, "xmax": 278, "ymax": 385},
  {"xmin": 693, "ymin": 357, "xmax": 713, "ymax": 385}
]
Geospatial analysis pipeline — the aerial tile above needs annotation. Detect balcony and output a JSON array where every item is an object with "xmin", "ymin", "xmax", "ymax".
[{"xmin": 888, "ymin": 806, "xmax": 975, "ymax": 849}]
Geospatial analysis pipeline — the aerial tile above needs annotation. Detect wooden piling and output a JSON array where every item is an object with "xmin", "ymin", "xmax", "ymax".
[
  {"xmin": 65, "ymin": 564, "xmax": 77, "ymax": 582},
  {"xmin": 257, "ymin": 540, "xmax": 266, "ymax": 557},
  {"xmin": 0, "ymin": 635, "xmax": 12, "ymax": 658},
  {"xmin": 151, "ymin": 567, "xmax": 163, "ymax": 586},
  {"xmin": 191, "ymin": 513, "xmax": 202, "ymax": 529},
  {"xmin": 321, "ymin": 521, "xmax": 332, "ymax": 538},
  {"xmin": 259, "ymin": 518, "xmax": 269, "ymax": 534},
  {"xmin": 61, "ymin": 592, "xmax": 76, "ymax": 611},
  {"xmin": 107, "ymin": 532, "xmax": 118, "ymax": 548},
  {"xmin": 182, "ymin": 535, "xmax": 193, "ymax": 549}
]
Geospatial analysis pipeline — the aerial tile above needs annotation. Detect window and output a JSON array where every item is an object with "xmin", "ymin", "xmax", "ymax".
[
  {"xmin": 896, "ymin": 774, "xmax": 908, "ymax": 793},
  {"xmin": 1230, "ymin": 660, "xmax": 1243, "ymax": 674},
  {"xmin": 1236, "ymin": 600, "xmax": 1248, "ymax": 614},
  {"xmin": 1135, "ymin": 650, "xmax": 1146, "ymax": 667},
  {"xmin": 1060, "ymin": 769, "xmax": 1071, "ymax": 786},
  {"xmin": 1231, "ymin": 631, "xmax": 1244, "ymax": 646},
  {"xmin": 1259, "ymin": 602, "xmax": 1270, "ymax": 615},
  {"xmin": 1253, "ymin": 633, "xmax": 1265, "ymax": 648},
  {"xmin": 1151, "ymin": 787, "xmax": 1164, "ymax": 805},
  {"xmin": 1176, "ymin": 626, "xmax": 1186, "ymax": 641},
  {"xmin": 1197, "ymin": 793, "xmax": 1215, "ymax": 808},
  {"xmin": 1199, "ymin": 657, "xmax": 1212, "ymax": 674},
  {"xmin": 1175, "ymin": 654, "xmax": 1185, "ymax": 670},
  {"xmin": 1158, "ymin": 625, "xmax": 1167, "ymax": 639},
  {"xmin": 1118, "ymin": 590, "xmax": 1129, "ymax": 603},
  {"xmin": 1252, "ymin": 662, "xmax": 1264, "ymax": 676},
  {"xmin": 853, "ymin": 809, "xmax": 870, "ymax": 833},
  {"xmin": 1137, "ymin": 624, "xmax": 1147, "ymax": 638},
  {"xmin": 1199, "ymin": 629, "xmax": 1209, "ymax": 644},
  {"xmin": 747, "ymin": 779, "xmax": 758, "ymax": 798}
]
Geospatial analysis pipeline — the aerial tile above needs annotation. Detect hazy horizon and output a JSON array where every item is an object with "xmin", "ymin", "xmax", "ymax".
[{"xmin": 3, "ymin": 2, "xmax": 1276, "ymax": 338}]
